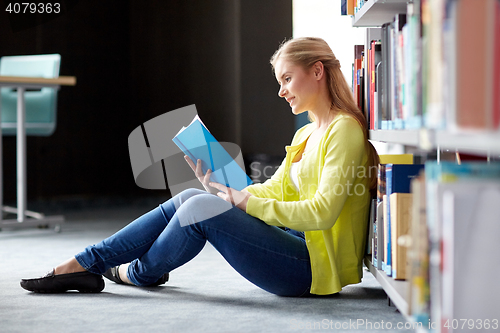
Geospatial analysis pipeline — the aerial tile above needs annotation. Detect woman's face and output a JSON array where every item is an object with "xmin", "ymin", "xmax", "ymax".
[{"xmin": 274, "ymin": 58, "xmax": 322, "ymax": 115}]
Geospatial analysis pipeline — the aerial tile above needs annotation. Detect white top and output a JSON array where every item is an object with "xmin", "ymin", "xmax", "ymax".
[{"xmin": 289, "ymin": 161, "xmax": 300, "ymax": 191}]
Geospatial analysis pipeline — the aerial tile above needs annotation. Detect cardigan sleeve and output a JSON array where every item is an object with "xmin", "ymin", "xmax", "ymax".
[{"xmin": 245, "ymin": 117, "xmax": 367, "ymax": 231}]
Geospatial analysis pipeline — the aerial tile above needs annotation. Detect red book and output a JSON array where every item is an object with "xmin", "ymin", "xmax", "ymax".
[
  {"xmin": 355, "ymin": 58, "xmax": 362, "ymax": 108},
  {"xmin": 456, "ymin": 0, "xmax": 497, "ymax": 130}
]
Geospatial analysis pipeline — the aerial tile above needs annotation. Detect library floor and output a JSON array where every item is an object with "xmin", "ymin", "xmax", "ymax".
[{"xmin": 0, "ymin": 201, "xmax": 414, "ymax": 333}]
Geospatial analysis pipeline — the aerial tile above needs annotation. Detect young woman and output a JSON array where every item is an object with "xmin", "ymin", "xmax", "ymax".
[{"xmin": 21, "ymin": 37, "xmax": 379, "ymax": 297}]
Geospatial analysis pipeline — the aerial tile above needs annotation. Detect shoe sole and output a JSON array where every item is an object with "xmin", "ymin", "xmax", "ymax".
[{"xmin": 21, "ymin": 277, "xmax": 105, "ymax": 293}]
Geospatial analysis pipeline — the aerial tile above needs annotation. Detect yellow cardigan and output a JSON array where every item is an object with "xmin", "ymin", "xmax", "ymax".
[{"xmin": 244, "ymin": 113, "xmax": 371, "ymax": 295}]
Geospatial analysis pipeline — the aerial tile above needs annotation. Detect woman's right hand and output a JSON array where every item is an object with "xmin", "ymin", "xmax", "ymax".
[{"xmin": 184, "ymin": 155, "xmax": 217, "ymax": 194}]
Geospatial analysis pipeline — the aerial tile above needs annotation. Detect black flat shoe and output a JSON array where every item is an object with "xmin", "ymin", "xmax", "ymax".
[
  {"xmin": 102, "ymin": 266, "xmax": 124, "ymax": 284},
  {"xmin": 20, "ymin": 269, "xmax": 105, "ymax": 293},
  {"xmin": 103, "ymin": 265, "xmax": 169, "ymax": 287}
]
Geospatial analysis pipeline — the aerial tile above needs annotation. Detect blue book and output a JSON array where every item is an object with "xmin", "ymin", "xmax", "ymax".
[
  {"xmin": 172, "ymin": 115, "xmax": 253, "ymax": 191},
  {"xmin": 384, "ymin": 164, "xmax": 425, "ymax": 276},
  {"xmin": 341, "ymin": 0, "xmax": 347, "ymax": 15}
]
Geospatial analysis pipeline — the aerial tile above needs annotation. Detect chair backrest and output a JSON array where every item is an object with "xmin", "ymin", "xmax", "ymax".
[{"xmin": 0, "ymin": 54, "xmax": 61, "ymax": 136}]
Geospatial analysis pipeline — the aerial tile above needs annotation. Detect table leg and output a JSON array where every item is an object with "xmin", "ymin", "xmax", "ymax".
[{"xmin": 17, "ymin": 87, "xmax": 26, "ymax": 223}]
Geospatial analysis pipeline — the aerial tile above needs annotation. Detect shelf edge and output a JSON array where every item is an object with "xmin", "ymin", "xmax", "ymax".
[{"xmin": 364, "ymin": 256, "xmax": 410, "ymax": 318}]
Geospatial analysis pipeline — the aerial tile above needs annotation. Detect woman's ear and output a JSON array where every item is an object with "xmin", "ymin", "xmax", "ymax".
[{"xmin": 313, "ymin": 61, "xmax": 324, "ymax": 80}]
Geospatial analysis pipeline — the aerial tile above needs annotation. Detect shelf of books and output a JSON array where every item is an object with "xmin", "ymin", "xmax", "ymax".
[
  {"xmin": 345, "ymin": 0, "xmax": 500, "ymax": 332},
  {"xmin": 351, "ymin": 0, "xmax": 408, "ymax": 27},
  {"xmin": 349, "ymin": 0, "xmax": 500, "ymax": 155}
]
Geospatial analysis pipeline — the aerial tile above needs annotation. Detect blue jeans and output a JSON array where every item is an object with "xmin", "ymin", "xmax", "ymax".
[{"xmin": 75, "ymin": 189, "xmax": 312, "ymax": 297}]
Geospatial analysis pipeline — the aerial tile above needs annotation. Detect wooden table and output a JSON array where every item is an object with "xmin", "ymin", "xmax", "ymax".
[{"xmin": 0, "ymin": 75, "xmax": 76, "ymax": 230}]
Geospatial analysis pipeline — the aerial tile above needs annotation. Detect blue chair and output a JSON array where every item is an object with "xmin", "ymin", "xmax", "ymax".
[
  {"xmin": 0, "ymin": 54, "xmax": 61, "ymax": 136},
  {"xmin": 0, "ymin": 54, "xmax": 64, "ymax": 229}
]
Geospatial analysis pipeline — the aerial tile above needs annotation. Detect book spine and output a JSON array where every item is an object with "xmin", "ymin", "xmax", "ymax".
[
  {"xmin": 354, "ymin": 45, "xmax": 364, "ymax": 110},
  {"xmin": 341, "ymin": 0, "xmax": 347, "ymax": 16},
  {"xmin": 376, "ymin": 199, "xmax": 384, "ymax": 270},
  {"xmin": 347, "ymin": 0, "xmax": 354, "ymax": 16},
  {"xmin": 367, "ymin": 198, "xmax": 376, "ymax": 255},
  {"xmin": 370, "ymin": 41, "xmax": 376, "ymax": 130},
  {"xmin": 390, "ymin": 193, "xmax": 412, "ymax": 280},
  {"xmin": 375, "ymin": 62, "xmax": 383, "ymax": 130},
  {"xmin": 390, "ymin": 193, "xmax": 399, "ymax": 279},
  {"xmin": 409, "ymin": 175, "xmax": 430, "ymax": 324},
  {"xmin": 373, "ymin": 198, "xmax": 378, "ymax": 266},
  {"xmin": 393, "ymin": 14, "xmax": 407, "ymax": 129},
  {"xmin": 404, "ymin": 3, "xmax": 414, "ymax": 126},
  {"xmin": 493, "ymin": 0, "xmax": 500, "ymax": 130},
  {"xmin": 381, "ymin": 23, "xmax": 392, "ymax": 127},
  {"xmin": 443, "ymin": 0, "xmax": 458, "ymax": 132},
  {"xmin": 408, "ymin": 1, "xmax": 423, "ymax": 128},
  {"xmin": 454, "ymin": 0, "xmax": 498, "ymax": 131},
  {"xmin": 382, "ymin": 194, "xmax": 388, "ymax": 272},
  {"xmin": 385, "ymin": 164, "xmax": 393, "ymax": 276},
  {"xmin": 376, "ymin": 163, "xmax": 386, "ymax": 269}
]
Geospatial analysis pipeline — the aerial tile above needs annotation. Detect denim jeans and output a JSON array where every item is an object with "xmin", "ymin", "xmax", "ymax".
[{"xmin": 75, "ymin": 189, "xmax": 312, "ymax": 297}]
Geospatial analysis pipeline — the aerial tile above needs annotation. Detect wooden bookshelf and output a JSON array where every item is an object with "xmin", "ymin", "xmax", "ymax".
[{"xmin": 353, "ymin": 0, "xmax": 408, "ymax": 27}]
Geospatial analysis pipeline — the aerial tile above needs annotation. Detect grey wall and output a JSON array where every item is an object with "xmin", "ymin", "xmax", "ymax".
[{"xmin": 0, "ymin": 0, "xmax": 293, "ymax": 201}]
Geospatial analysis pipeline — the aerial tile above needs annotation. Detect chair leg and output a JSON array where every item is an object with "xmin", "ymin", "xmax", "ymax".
[
  {"xmin": 2, "ymin": 206, "xmax": 45, "ymax": 219},
  {"xmin": 17, "ymin": 87, "xmax": 27, "ymax": 222}
]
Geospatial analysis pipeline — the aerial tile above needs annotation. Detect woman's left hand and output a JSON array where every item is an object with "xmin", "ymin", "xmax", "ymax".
[{"xmin": 209, "ymin": 182, "xmax": 252, "ymax": 212}]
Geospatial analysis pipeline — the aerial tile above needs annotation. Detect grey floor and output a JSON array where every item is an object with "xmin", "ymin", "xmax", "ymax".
[{"xmin": 0, "ymin": 202, "xmax": 414, "ymax": 333}]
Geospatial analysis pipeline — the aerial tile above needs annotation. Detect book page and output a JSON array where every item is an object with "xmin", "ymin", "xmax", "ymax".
[{"xmin": 174, "ymin": 114, "xmax": 210, "ymax": 137}]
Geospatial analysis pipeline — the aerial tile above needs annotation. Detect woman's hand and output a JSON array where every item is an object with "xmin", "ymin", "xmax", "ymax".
[
  {"xmin": 209, "ymin": 182, "xmax": 252, "ymax": 212},
  {"xmin": 184, "ymin": 156, "xmax": 218, "ymax": 194}
]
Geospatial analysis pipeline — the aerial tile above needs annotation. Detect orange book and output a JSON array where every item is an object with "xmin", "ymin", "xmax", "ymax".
[{"xmin": 347, "ymin": 0, "xmax": 355, "ymax": 16}]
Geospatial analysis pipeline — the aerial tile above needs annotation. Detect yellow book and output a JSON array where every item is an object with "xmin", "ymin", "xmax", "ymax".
[
  {"xmin": 390, "ymin": 193, "xmax": 413, "ymax": 280},
  {"xmin": 379, "ymin": 154, "xmax": 413, "ymax": 165}
]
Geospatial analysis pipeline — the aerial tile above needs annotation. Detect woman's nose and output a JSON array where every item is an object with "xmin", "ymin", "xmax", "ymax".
[{"xmin": 278, "ymin": 86, "xmax": 286, "ymax": 98}]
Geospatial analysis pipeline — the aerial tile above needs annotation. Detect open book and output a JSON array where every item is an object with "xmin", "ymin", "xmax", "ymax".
[{"xmin": 172, "ymin": 115, "xmax": 252, "ymax": 191}]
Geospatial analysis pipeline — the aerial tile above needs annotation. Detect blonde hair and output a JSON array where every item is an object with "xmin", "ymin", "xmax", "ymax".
[{"xmin": 271, "ymin": 37, "xmax": 379, "ymax": 195}]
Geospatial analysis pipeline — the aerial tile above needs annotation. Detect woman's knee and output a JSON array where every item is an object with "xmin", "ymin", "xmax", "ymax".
[
  {"xmin": 164, "ymin": 188, "xmax": 207, "ymax": 209},
  {"xmin": 176, "ymin": 194, "xmax": 233, "ymax": 227},
  {"xmin": 178, "ymin": 188, "xmax": 207, "ymax": 201}
]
